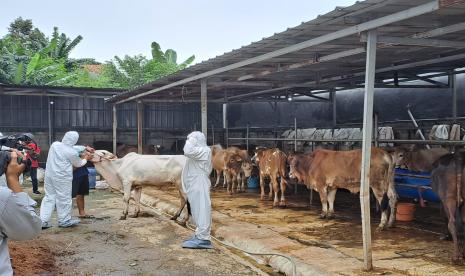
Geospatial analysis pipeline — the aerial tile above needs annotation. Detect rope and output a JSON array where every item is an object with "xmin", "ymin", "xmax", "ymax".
[{"xmin": 140, "ymin": 201, "xmax": 297, "ymax": 276}]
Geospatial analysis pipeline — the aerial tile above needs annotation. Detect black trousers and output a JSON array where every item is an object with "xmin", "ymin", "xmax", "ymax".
[{"xmin": 30, "ymin": 167, "xmax": 38, "ymax": 192}]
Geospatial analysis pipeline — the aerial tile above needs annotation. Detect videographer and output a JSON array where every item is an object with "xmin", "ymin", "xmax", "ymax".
[
  {"xmin": 0, "ymin": 150, "xmax": 42, "ymax": 275},
  {"xmin": 23, "ymin": 134, "xmax": 41, "ymax": 194}
]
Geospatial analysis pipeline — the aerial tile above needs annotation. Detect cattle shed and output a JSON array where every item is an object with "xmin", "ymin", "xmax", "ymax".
[{"xmin": 106, "ymin": 0, "xmax": 465, "ymax": 270}]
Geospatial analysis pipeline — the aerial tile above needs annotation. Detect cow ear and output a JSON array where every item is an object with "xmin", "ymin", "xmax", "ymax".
[{"xmin": 236, "ymin": 157, "xmax": 242, "ymax": 162}]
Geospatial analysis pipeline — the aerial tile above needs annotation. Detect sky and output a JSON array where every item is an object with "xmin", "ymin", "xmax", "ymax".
[{"xmin": 1, "ymin": 0, "xmax": 356, "ymax": 64}]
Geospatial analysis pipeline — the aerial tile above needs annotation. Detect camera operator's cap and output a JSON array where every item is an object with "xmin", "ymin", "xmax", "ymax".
[{"xmin": 23, "ymin": 133, "xmax": 35, "ymax": 141}]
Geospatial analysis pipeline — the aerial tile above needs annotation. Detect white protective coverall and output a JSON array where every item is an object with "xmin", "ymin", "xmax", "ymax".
[
  {"xmin": 40, "ymin": 131, "xmax": 87, "ymax": 225},
  {"xmin": 181, "ymin": 131, "xmax": 212, "ymax": 241}
]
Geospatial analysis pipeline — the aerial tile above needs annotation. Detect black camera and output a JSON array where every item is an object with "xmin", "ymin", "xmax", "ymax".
[{"xmin": 0, "ymin": 133, "xmax": 34, "ymax": 175}]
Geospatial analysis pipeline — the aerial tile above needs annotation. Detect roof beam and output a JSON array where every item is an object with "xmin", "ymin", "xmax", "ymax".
[
  {"xmin": 412, "ymin": 21, "xmax": 465, "ymax": 38},
  {"xmin": 360, "ymin": 34, "xmax": 465, "ymax": 48},
  {"xmin": 237, "ymin": 47, "xmax": 366, "ymax": 81},
  {"xmin": 208, "ymin": 81, "xmax": 274, "ymax": 88},
  {"xmin": 400, "ymin": 72, "xmax": 449, "ymax": 86},
  {"xmin": 110, "ymin": 0, "xmax": 440, "ymax": 104},
  {"xmin": 227, "ymin": 52, "xmax": 465, "ymax": 100}
]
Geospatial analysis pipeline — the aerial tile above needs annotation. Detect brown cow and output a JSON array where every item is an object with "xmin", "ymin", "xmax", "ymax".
[
  {"xmin": 394, "ymin": 146, "xmax": 449, "ymax": 172},
  {"xmin": 227, "ymin": 146, "xmax": 253, "ymax": 192},
  {"xmin": 288, "ymin": 148, "xmax": 398, "ymax": 229},
  {"xmin": 252, "ymin": 147, "xmax": 288, "ymax": 207},
  {"xmin": 116, "ymin": 143, "xmax": 160, "ymax": 158},
  {"xmin": 430, "ymin": 152, "xmax": 465, "ymax": 264},
  {"xmin": 211, "ymin": 145, "xmax": 243, "ymax": 194}
]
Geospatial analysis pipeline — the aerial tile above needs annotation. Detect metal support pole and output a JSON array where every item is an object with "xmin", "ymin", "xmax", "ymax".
[
  {"xmin": 112, "ymin": 105, "xmax": 117, "ymax": 155},
  {"xmin": 407, "ymin": 107, "xmax": 430, "ymax": 149},
  {"xmin": 212, "ymin": 124, "xmax": 215, "ymax": 145},
  {"xmin": 246, "ymin": 123, "xmax": 250, "ymax": 152},
  {"xmin": 332, "ymin": 90, "xmax": 337, "ymax": 127},
  {"xmin": 452, "ymin": 72, "xmax": 458, "ymax": 122},
  {"xmin": 137, "ymin": 101, "xmax": 143, "ymax": 154},
  {"xmin": 48, "ymin": 99, "xmax": 54, "ymax": 145},
  {"xmin": 201, "ymin": 79, "xmax": 208, "ymax": 137},
  {"xmin": 374, "ymin": 113, "xmax": 379, "ymax": 148},
  {"xmin": 360, "ymin": 29, "xmax": 377, "ymax": 271},
  {"xmin": 294, "ymin": 117, "xmax": 298, "ymax": 195}
]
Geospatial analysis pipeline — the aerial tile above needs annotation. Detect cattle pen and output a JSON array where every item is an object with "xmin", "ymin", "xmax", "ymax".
[
  {"xmin": 3, "ymin": 0, "xmax": 465, "ymax": 274},
  {"xmin": 104, "ymin": 0, "xmax": 465, "ymax": 273}
]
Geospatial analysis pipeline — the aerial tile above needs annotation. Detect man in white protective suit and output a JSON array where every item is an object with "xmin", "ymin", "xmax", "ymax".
[
  {"xmin": 181, "ymin": 131, "xmax": 213, "ymax": 249},
  {"xmin": 40, "ymin": 131, "xmax": 91, "ymax": 229}
]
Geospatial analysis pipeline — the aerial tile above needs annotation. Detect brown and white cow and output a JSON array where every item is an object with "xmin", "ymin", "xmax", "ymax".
[
  {"xmin": 211, "ymin": 145, "xmax": 243, "ymax": 195},
  {"xmin": 288, "ymin": 148, "xmax": 398, "ymax": 229},
  {"xmin": 252, "ymin": 147, "xmax": 288, "ymax": 207},
  {"xmin": 91, "ymin": 150, "xmax": 189, "ymax": 223},
  {"xmin": 227, "ymin": 146, "xmax": 253, "ymax": 192},
  {"xmin": 430, "ymin": 151, "xmax": 465, "ymax": 264},
  {"xmin": 394, "ymin": 146, "xmax": 449, "ymax": 172}
]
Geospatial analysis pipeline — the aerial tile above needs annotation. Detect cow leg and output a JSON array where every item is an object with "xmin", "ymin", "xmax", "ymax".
[
  {"xmin": 214, "ymin": 169, "xmax": 221, "ymax": 188},
  {"xmin": 387, "ymin": 183, "xmax": 399, "ymax": 228},
  {"xmin": 120, "ymin": 181, "xmax": 132, "ymax": 220},
  {"xmin": 270, "ymin": 175, "xmax": 280, "ymax": 207},
  {"xmin": 223, "ymin": 171, "xmax": 227, "ymax": 188},
  {"xmin": 129, "ymin": 187, "xmax": 142, "ymax": 218},
  {"xmin": 445, "ymin": 201, "xmax": 461, "ymax": 264},
  {"xmin": 279, "ymin": 177, "xmax": 287, "ymax": 207},
  {"xmin": 319, "ymin": 190, "xmax": 328, "ymax": 219},
  {"xmin": 236, "ymin": 173, "xmax": 242, "ymax": 193},
  {"xmin": 327, "ymin": 188, "xmax": 337, "ymax": 219},
  {"xmin": 241, "ymin": 172, "xmax": 246, "ymax": 192},
  {"xmin": 226, "ymin": 172, "xmax": 233, "ymax": 195},
  {"xmin": 268, "ymin": 178, "xmax": 274, "ymax": 201},
  {"xmin": 371, "ymin": 189, "xmax": 388, "ymax": 230},
  {"xmin": 260, "ymin": 174, "xmax": 266, "ymax": 201}
]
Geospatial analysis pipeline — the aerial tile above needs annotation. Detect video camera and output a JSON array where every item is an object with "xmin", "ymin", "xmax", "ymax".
[{"xmin": 0, "ymin": 133, "xmax": 34, "ymax": 175}]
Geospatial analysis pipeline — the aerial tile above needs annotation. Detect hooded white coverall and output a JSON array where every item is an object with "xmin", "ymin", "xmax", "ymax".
[
  {"xmin": 181, "ymin": 131, "xmax": 212, "ymax": 241},
  {"xmin": 40, "ymin": 131, "xmax": 87, "ymax": 225}
]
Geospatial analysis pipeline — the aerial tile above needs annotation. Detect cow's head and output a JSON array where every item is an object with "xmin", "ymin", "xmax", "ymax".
[
  {"xmin": 252, "ymin": 146, "xmax": 266, "ymax": 165},
  {"xmin": 226, "ymin": 153, "xmax": 243, "ymax": 173},
  {"xmin": 287, "ymin": 153, "xmax": 306, "ymax": 182},
  {"xmin": 91, "ymin": 150, "xmax": 118, "ymax": 163},
  {"xmin": 241, "ymin": 160, "xmax": 253, "ymax": 177},
  {"xmin": 390, "ymin": 147, "xmax": 408, "ymax": 167}
]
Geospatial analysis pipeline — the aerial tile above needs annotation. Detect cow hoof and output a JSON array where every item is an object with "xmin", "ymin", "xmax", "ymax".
[
  {"xmin": 440, "ymin": 233, "xmax": 452, "ymax": 241},
  {"xmin": 119, "ymin": 216, "xmax": 127, "ymax": 220},
  {"xmin": 326, "ymin": 214, "xmax": 335, "ymax": 220},
  {"xmin": 377, "ymin": 225, "xmax": 387, "ymax": 231},
  {"xmin": 170, "ymin": 216, "xmax": 178, "ymax": 221},
  {"xmin": 319, "ymin": 213, "xmax": 326, "ymax": 219},
  {"xmin": 279, "ymin": 202, "xmax": 286, "ymax": 208},
  {"xmin": 129, "ymin": 214, "xmax": 139, "ymax": 218},
  {"xmin": 451, "ymin": 257, "xmax": 463, "ymax": 266},
  {"xmin": 260, "ymin": 196, "xmax": 265, "ymax": 201}
]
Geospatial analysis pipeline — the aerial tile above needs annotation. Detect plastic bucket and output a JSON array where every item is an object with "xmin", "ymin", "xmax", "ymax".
[
  {"xmin": 88, "ymin": 167, "xmax": 97, "ymax": 189},
  {"xmin": 396, "ymin": 203, "xmax": 416, "ymax": 222},
  {"xmin": 247, "ymin": 176, "xmax": 259, "ymax": 189}
]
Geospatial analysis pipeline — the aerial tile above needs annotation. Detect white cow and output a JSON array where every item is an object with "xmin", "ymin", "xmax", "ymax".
[{"xmin": 91, "ymin": 150, "xmax": 189, "ymax": 222}]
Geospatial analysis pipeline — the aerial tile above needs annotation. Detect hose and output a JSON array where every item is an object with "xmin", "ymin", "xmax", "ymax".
[{"xmin": 140, "ymin": 201, "xmax": 297, "ymax": 276}]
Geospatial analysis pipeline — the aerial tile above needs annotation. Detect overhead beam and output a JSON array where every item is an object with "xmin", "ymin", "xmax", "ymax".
[
  {"xmin": 412, "ymin": 21, "xmax": 465, "ymax": 38},
  {"xmin": 360, "ymin": 34, "xmax": 465, "ymax": 48},
  {"xmin": 208, "ymin": 81, "xmax": 274, "ymax": 88},
  {"xmin": 401, "ymin": 72, "xmax": 448, "ymax": 86},
  {"xmin": 236, "ymin": 21, "xmax": 465, "ymax": 83},
  {"xmin": 111, "ymin": 0, "xmax": 440, "ymax": 104},
  {"xmin": 227, "ymin": 52, "xmax": 465, "ymax": 100}
]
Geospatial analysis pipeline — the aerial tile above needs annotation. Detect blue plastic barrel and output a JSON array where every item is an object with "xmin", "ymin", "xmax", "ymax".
[
  {"xmin": 88, "ymin": 167, "xmax": 97, "ymax": 189},
  {"xmin": 247, "ymin": 176, "xmax": 259, "ymax": 189},
  {"xmin": 394, "ymin": 168, "xmax": 440, "ymax": 202}
]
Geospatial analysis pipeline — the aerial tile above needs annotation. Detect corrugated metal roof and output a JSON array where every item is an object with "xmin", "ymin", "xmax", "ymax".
[{"xmin": 108, "ymin": 0, "xmax": 465, "ymax": 104}]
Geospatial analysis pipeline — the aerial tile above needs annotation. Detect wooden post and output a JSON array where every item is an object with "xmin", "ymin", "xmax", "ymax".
[
  {"xmin": 360, "ymin": 29, "xmax": 377, "ymax": 271},
  {"xmin": 201, "ymin": 79, "xmax": 208, "ymax": 137},
  {"xmin": 137, "ymin": 101, "xmax": 143, "ymax": 154},
  {"xmin": 112, "ymin": 105, "xmax": 117, "ymax": 155}
]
